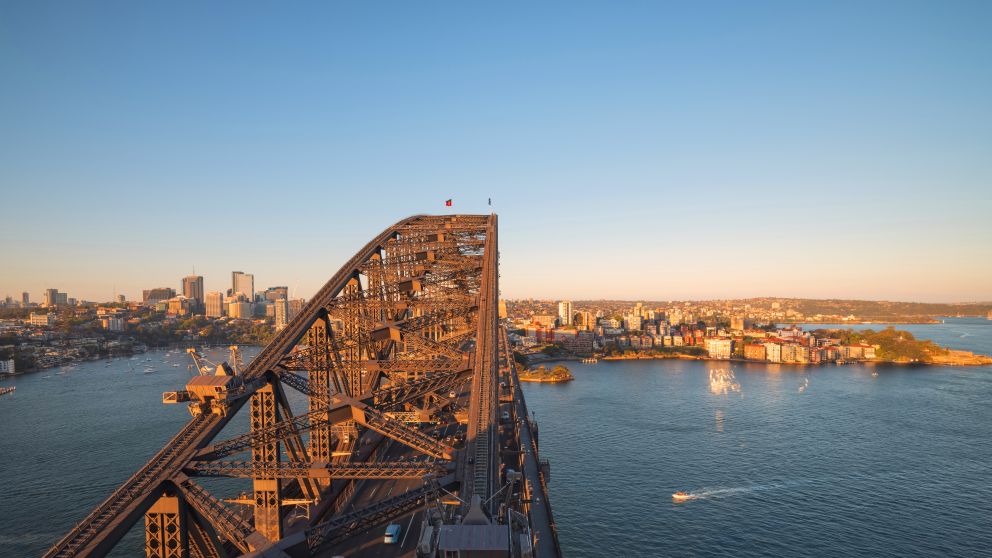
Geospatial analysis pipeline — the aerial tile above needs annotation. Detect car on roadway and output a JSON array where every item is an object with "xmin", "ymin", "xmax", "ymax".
[{"xmin": 384, "ymin": 523, "xmax": 402, "ymax": 544}]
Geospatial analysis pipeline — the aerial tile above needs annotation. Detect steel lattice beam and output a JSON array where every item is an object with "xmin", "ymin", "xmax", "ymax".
[{"xmin": 186, "ymin": 460, "xmax": 442, "ymax": 480}]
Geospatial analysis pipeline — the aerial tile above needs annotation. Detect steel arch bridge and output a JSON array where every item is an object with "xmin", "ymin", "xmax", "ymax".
[{"xmin": 44, "ymin": 214, "xmax": 560, "ymax": 558}]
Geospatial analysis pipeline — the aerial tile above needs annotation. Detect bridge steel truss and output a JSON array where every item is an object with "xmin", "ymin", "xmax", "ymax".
[{"xmin": 44, "ymin": 214, "xmax": 559, "ymax": 558}]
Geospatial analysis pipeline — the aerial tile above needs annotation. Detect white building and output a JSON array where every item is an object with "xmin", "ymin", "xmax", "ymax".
[
  {"xmin": 274, "ymin": 299, "xmax": 290, "ymax": 331},
  {"xmin": 764, "ymin": 342, "xmax": 782, "ymax": 363},
  {"xmin": 29, "ymin": 313, "xmax": 56, "ymax": 326},
  {"xmin": 623, "ymin": 314, "xmax": 642, "ymax": 332},
  {"xmin": 0, "ymin": 359, "xmax": 14, "ymax": 374},
  {"xmin": 704, "ymin": 338, "xmax": 733, "ymax": 359},
  {"xmin": 557, "ymin": 301, "xmax": 573, "ymax": 326}
]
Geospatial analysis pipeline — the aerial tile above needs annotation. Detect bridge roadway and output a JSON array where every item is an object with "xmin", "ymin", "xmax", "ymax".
[{"xmin": 44, "ymin": 218, "xmax": 422, "ymax": 558}]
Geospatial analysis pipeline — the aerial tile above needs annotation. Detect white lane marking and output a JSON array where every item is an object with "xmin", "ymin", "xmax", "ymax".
[{"xmin": 400, "ymin": 510, "xmax": 418, "ymax": 547}]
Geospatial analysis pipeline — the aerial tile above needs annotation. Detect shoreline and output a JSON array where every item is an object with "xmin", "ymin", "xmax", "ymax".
[
  {"xmin": 0, "ymin": 343, "xmax": 261, "ymax": 379},
  {"xmin": 518, "ymin": 376, "xmax": 574, "ymax": 383},
  {"xmin": 522, "ymin": 352, "xmax": 991, "ymax": 368}
]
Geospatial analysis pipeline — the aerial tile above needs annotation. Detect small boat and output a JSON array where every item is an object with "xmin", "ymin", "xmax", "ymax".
[{"xmin": 672, "ymin": 491, "xmax": 692, "ymax": 502}]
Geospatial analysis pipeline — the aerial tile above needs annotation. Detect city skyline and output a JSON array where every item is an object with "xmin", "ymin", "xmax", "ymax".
[{"xmin": 2, "ymin": 2, "xmax": 991, "ymax": 303}]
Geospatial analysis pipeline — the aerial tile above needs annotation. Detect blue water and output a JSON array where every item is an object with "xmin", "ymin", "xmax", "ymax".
[
  {"xmin": 523, "ymin": 318, "xmax": 992, "ymax": 557},
  {"xmin": 0, "ymin": 346, "xmax": 264, "ymax": 557},
  {"xmin": 1, "ymin": 320, "xmax": 990, "ymax": 557}
]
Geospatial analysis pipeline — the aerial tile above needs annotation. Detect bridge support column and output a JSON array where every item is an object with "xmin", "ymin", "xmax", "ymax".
[
  {"xmin": 144, "ymin": 492, "xmax": 188, "ymax": 558},
  {"xmin": 251, "ymin": 383, "xmax": 283, "ymax": 541},
  {"xmin": 307, "ymin": 318, "xmax": 334, "ymax": 487}
]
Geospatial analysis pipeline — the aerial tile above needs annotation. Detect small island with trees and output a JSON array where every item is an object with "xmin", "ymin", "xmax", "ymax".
[{"xmin": 518, "ymin": 364, "xmax": 575, "ymax": 383}]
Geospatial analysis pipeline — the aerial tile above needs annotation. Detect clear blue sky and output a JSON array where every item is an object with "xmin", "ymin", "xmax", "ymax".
[{"xmin": 1, "ymin": 1, "xmax": 990, "ymax": 303}]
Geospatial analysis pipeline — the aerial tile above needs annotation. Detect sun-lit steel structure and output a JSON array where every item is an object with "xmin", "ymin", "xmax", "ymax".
[{"xmin": 45, "ymin": 214, "xmax": 560, "ymax": 558}]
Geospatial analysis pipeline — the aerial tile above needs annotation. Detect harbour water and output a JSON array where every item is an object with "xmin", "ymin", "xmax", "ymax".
[
  {"xmin": 0, "ymin": 346, "xmax": 262, "ymax": 557},
  {"xmin": 0, "ymin": 320, "xmax": 990, "ymax": 556},
  {"xmin": 524, "ymin": 318, "xmax": 992, "ymax": 557}
]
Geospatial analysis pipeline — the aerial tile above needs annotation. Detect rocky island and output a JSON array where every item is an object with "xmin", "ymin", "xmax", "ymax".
[{"xmin": 518, "ymin": 364, "xmax": 575, "ymax": 383}]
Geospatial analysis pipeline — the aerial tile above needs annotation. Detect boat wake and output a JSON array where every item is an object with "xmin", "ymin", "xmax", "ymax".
[{"xmin": 673, "ymin": 483, "xmax": 787, "ymax": 503}]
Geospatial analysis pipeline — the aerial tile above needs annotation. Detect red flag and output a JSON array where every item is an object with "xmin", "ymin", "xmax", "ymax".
[{"xmin": 445, "ymin": 199, "xmax": 452, "ymax": 207}]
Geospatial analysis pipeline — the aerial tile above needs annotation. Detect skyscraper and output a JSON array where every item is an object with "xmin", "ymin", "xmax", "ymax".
[
  {"xmin": 264, "ymin": 286, "xmax": 289, "ymax": 301},
  {"xmin": 182, "ymin": 275, "xmax": 205, "ymax": 313},
  {"xmin": 143, "ymin": 287, "xmax": 176, "ymax": 304},
  {"xmin": 43, "ymin": 288, "xmax": 58, "ymax": 307},
  {"xmin": 205, "ymin": 292, "xmax": 225, "ymax": 318},
  {"xmin": 232, "ymin": 271, "xmax": 254, "ymax": 301},
  {"xmin": 558, "ymin": 300, "xmax": 573, "ymax": 326},
  {"xmin": 21, "ymin": 292, "xmax": 29, "ymax": 305}
]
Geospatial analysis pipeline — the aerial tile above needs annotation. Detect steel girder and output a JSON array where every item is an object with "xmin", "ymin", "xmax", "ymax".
[{"xmin": 185, "ymin": 460, "xmax": 442, "ymax": 480}]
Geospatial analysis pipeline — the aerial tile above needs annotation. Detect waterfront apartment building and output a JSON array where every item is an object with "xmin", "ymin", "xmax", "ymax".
[
  {"xmin": 29, "ymin": 313, "xmax": 56, "ymax": 326},
  {"xmin": 205, "ymin": 292, "xmax": 225, "ymax": 318},
  {"xmin": 781, "ymin": 343, "xmax": 808, "ymax": 363},
  {"xmin": 744, "ymin": 343, "xmax": 766, "ymax": 361},
  {"xmin": 232, "ymin": 271, "xmax": 255, "ymax": 301},
  {"xmin": 0, "ymin": 359, "xmax": 14, "ymax": 374},
  {"xmin": 623, "ymin": 314, "xmax": 642, "ymax": 332},
  {"xmin": 182, "ymin": 275, "xmax": 205, "ymax": 313},
  {"xmin": 705, "ymin": 338, "xmax": 733, "ymax": 359},
  {"xmin": 764, "ymin": 342, "xmax": 782, "ymax": 363},
  {"xmin": 557, "ymin": 300, "xmax": 573, "ymax": 326}
]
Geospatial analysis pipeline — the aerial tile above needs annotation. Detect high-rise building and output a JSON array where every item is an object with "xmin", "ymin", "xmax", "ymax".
[
  {"xmin": 264, "ymin": 286, "xmax": 289, "ymax": 301},
  {"xmin": 43, "ymin": 288, "xmax": 59, "ymax": 307},
  {"xmin": 182, "ymin": 275, "xmax": 205, "ymax": 313},
  {"xmin": 274, "ymin": 299, "xmax": 290, "ymax": 330},
  {"xmin": 22, "ymin": 292, "xmax": 29, "ymax": 305},
  {"xmin": 167, "ymin": 297, "xmax": 192, "ymax": 317},
  {"xmin": 228, "ymin": 301, "xmax": 252, "ymax": 319},
  {"xmin": 56, "ymin": 292, "xmax": 68, "ymax": 305},
  {"xmin": 116, "ymin": 294, "xmax": 126, "ymax": 304},
  {"xmin": 557, "ymin": 300, "xmax": 573, "ymax": 326},
  {"xmin": 623, "ymin": 314, "xmax": 642, "ymax": 331},
  {"xmin": 288, "ymin": 298, "xmax": 304, "ymax": 318},
  {"xmin": 143, "ymin": 288, "xmax": 176, "ymax": 304},
  {"xmin": 577, "ymin": 310, "xmax": 595, "ymax": 331},
  {"xmin": 232, "ymin": 271, "xmax": 254, "ymax": 301},
  {"xmin": 205, "ymin": 292, "xmax": 225, "ymax": 318}
]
